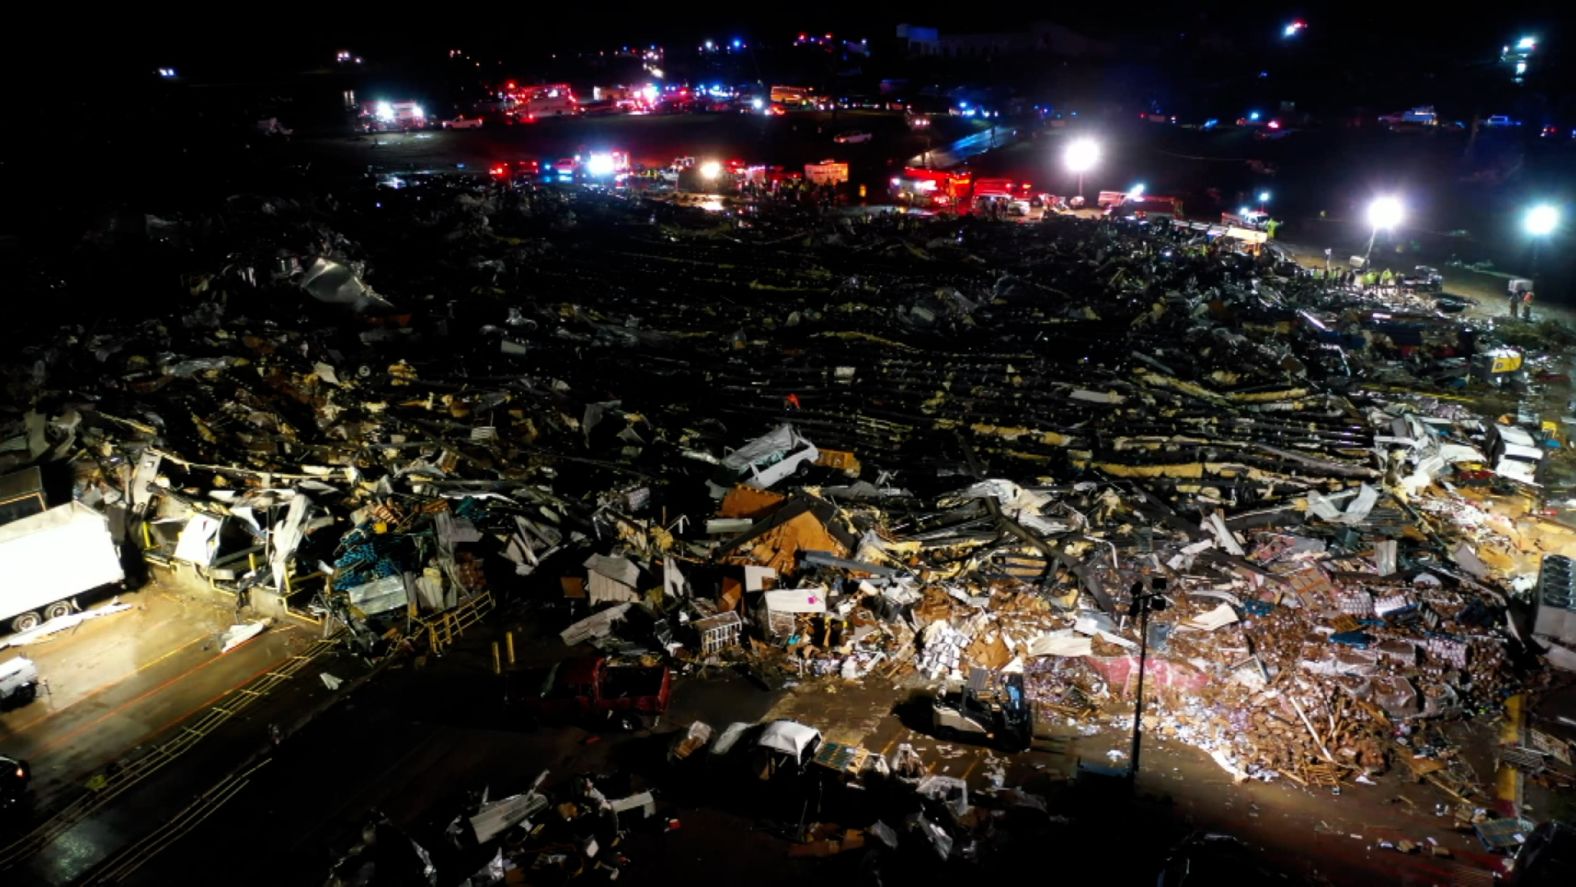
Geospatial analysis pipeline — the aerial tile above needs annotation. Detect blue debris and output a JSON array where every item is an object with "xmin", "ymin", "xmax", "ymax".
[
  {"xmin": 1330, "ymin": 630, "xmax": 1373, "ymax": 648},
  {"xmin": 1241, "ymin": 599, "xmax": 1275, "ymax": 616}
]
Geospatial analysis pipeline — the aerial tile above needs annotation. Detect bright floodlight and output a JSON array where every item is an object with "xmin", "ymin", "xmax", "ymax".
[
  {"xmin": 1129, "ymin": 183, "xmax": 1145, "ymax": 197},
  {"xmin": 750, "ymin": 97, "xmax": 764, "ymax": 110},
  {"xmin": 698, "ymin": 160, "xmax": 722, "ymax": 180},
  {"xmin": 1258, "ymin": 191, "xmax": 1271, "ymax": 203},
  {"xmin": 1064, "ymin": 137, "xmax": 1100, "ymax": 174},
  {"xmin": 375, "ymin": 101, "xmax": 395, "ymax": 122},
  {"xmin": 1367, "ymin": 196, "xmax": 1403, "ymax": 231},
  {"xmin": 1517, "ymin": 36, "xmax": 1536, "ymax": 50},
  {"xmin": 1525, "ymin": 203, "xmax": 1560, "ymax": 237},
  {"xmin": 586, "ymin": 153, "xmax": 616, "ymax": 177}
]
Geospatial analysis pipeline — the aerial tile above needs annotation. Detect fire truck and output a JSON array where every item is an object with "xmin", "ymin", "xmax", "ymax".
[
  {"xmin": 890, "ymin": 167, "xmax": 973, "ymax": 211},
  {"xmin": 358, "ymin": 100, "xmax": 428, "ymax": 132}
]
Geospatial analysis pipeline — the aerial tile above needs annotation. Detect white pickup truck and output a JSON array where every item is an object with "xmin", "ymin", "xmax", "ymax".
[
  {"xmin": 0, "ymin": 656, "xmax": 39, "ymax": 706},
  {"xmin": 705, "ymin": 424, "xmax": 820, "ymax": 498}
]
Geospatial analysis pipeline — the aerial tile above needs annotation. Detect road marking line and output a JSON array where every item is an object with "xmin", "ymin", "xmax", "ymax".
[
  {"xmin": 4, "ymin": 631, "xmax": 212, "ymax": 735},
  {"xmin": 30, "ymin": 633, "xmax": 292, "ymax": 755}
]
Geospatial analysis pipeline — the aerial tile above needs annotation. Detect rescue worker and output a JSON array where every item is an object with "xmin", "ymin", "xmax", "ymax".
[{"xmin": 1521, "ymin": 289, "xmax": 1535, "ymax": 321}]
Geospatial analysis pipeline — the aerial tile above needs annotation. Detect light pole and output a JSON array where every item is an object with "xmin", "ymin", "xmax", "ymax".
[
  {"xmin": 1064, "ymin": 137, "xmax": 1100, "ymax": 201},
  {"xmin": 1364, "ymin": 195, "xmax": 1404, "ymax": 266},
  {"xmin": 1126, "ymin": 579, "xmax": 1168, "ymax": 787},
  {"xmin": 1258, "ymin": 190, "xmax": 1271, "ymax": 212}
]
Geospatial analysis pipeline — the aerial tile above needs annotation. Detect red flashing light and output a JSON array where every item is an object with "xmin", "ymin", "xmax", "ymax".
[{"xmin": 506, "ymin": 81, "xmax": 517, "ymax": 90}]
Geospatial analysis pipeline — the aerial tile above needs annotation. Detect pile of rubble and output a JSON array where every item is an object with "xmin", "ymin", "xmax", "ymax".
[
  {"xmin": 7, "ymin": 173, "xmax": 1573, "ymax": 815},
  {"xmin": 326, "ymin": 770, "xmax": 662, "ymax": 885}
]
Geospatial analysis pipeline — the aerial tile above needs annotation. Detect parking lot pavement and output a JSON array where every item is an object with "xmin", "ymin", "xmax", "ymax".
[
  {"xmin": 0, "ymin": 572, "xmax": 314, "ymax": 808},
  {"xmin": 756, "ymin": 677, "xmax": 1082, "ymax": 786}
]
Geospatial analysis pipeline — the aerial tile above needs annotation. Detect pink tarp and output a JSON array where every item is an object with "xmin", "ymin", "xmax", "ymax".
[{"xmin": 1087, "ymin": 655, "xmax": 1209, "ymax": 696}]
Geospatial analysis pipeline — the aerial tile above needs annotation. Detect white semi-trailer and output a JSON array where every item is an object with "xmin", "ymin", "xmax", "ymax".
[{"xmin": 0, "ymin": 502, "xmax": 125, "ymax": 633}]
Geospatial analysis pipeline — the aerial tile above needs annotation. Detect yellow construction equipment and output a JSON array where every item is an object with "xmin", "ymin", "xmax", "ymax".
[{"xmin": 815, "ymin": 448, "xmax": 862, "ymax": 477}]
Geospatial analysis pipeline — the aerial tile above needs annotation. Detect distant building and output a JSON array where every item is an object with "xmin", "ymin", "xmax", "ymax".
[
  {"xmin": 895, "ymin": 24, "xmax": 940, "ymax": 55},
  {"xmin": 896, "ymin": 21, "xmax": 1112, "ymax": 60}
]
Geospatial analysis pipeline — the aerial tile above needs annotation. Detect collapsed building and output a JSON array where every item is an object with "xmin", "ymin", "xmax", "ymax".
[{"xmin": 5, "ymin": 172, "xmax": 1576, "ymax": 876}]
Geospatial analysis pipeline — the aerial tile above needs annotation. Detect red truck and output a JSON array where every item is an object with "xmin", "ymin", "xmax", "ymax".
[{"xmin": 511, "ymin": 656, "xmax": 671, "ymax": 730}]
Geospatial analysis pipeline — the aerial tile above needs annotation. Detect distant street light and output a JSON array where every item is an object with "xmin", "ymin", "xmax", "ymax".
[
  {"xmin": 1525, "ymin": 203, "xmax": 1560, "ymax": 278},
  {"xmin": 1064, "ymin": 137, "xmax": 1101, "ymax": 198},
  {"xmin": 1525, "ymin": 203, "xmax": 1560, "ymax": 237},
  {"xmin": 1364, "ymin": 195, "xmax": 1404, "ymax": 265}
]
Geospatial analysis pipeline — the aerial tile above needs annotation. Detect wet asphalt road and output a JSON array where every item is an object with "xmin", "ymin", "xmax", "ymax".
[{"xmin": 0, "ymin": 573, "xmax": 358, "ymax": 885}]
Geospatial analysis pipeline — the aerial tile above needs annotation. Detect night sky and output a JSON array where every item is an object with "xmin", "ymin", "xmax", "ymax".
[{"xmin": 12, "ymin": 4, "xmax": 1566, "ymax": 87}]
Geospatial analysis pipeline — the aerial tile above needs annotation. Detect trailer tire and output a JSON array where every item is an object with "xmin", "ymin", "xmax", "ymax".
[
  {"xmin": 10, "ymin": 611, "xmax": 41, "ymax": 633},
  {"xmin": 43, "ymin": 600, "xmax": 73, "ymax": 621}
]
